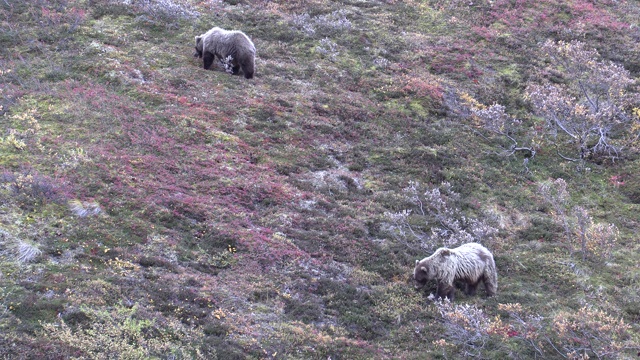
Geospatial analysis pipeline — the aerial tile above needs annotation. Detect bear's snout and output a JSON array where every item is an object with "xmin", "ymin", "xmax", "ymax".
[{"xmin": 414, "ymin": 278, "xmax": 427, "ymax": 289}]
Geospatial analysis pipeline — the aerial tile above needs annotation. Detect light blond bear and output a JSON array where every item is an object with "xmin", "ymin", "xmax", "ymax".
[
  {"xmin": 413, "ymin": 242, "xmax": 497, "ymax": 300},
  {"xmin": 194, "ymin": 27, "xmax": 255, "ymax": 79}
]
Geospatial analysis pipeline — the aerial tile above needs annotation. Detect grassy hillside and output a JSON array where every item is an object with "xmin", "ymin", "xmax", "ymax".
[{"xmin": 1, "ymin": 0, "xmax": 639, "ymax": 358}]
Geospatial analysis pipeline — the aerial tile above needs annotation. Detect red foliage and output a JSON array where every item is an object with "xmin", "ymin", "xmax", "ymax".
[
  {"xmin": 469, "ymin": 0, "xmax": 629, "ymax": 44},
  {"xmin": 569, "ymin": 0, "xmax": 629, "ymax": 32},
  {"xmin": 40, "ymin": 77, "xmax": 321, "ymax": 266},
  {"xmin": 40, "ymin": 1, "xmax": 86, "ymax": 27},
  {"xmin": 429, "ymin": 41, "xmax": 483, "ymax": 80},
  {"xmin": 402, "ymin": 77, "xmax": 443, "ymax": 101},
  {"xmin": 609, "ymin": 175, "xmax": 625, "ymax": 187}
]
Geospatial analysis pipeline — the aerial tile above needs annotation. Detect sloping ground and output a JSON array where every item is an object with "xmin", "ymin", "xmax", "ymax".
[{"xmin": 1, "ymin": 0, "xmax": 639, "ymax": 358}]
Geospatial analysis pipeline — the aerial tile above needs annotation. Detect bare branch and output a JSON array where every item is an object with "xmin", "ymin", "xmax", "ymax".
[{"xmin": 527, "ymin": 40, "xmax": 637, "ymax": 164}]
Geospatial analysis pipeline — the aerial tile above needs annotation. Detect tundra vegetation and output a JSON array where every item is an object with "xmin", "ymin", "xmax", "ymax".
[{"xmin": 1, "ymin": 0, "xmax": 639, "ymax": 358}]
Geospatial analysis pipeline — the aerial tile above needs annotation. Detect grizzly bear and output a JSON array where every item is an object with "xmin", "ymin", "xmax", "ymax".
[
  {"xmin": 413, "ymin": 242, "xmax": 497, "ymax": 300},
  {"xmin": 194, "ymin": 27, "xmax": 256, "ymax": 79}
]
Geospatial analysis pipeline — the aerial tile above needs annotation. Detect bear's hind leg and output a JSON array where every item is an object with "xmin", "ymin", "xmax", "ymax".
[
  {"xmin": 483, "ymin": 269, "xmax": 498, "ymax": 296},
  {"xmin": 484, "ymin": 280, "xmax": 497, "ymax": 297}
]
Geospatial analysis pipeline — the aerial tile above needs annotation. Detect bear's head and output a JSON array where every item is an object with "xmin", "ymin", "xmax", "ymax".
[
  {"xmin": 413, "ymin": 260, "xmax": 429, "ymax": 289},
  {"xmin": 194, "ymin": 35, "xmax": 203, "ymax": 58},
  {"xmin": 413, "ymin": 249, "xmax": 451, "ymax": 288}
]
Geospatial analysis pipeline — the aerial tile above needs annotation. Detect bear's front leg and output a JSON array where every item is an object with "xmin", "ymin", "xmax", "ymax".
[
  {"xmin": 229, "ymin": 58, "xmax": 240, "ymax": 75},
  {"xmin": 465, "ymin": 282, "xmax": 479, "ymax": 296},
  {"xmin": 437, "ymin": 282, "xmax": 455, "ymax": 300},
  {"xmin": 203, "ymin": 53, "xmax": 215, "ymax": 70}
]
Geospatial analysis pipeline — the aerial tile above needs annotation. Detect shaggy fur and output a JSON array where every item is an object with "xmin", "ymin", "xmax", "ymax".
[
  {"xmin": 413, "ymin": 243, "xmax": 497, "ymax": 300},
  {"xmin": 194, "ymin": 27, "xmax": 255, "ymax": 79}
]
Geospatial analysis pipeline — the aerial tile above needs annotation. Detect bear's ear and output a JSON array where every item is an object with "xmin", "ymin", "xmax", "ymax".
[
  {"xmin": 420, "ymin": 266, "xmax": 427, "ymax": 273},
  {"xmin": 440, "ymin": 249, "xmax": 451, "ymax": 256},
  {"xmin": 415, "ymin": 260, "xmax": 419, "ymax": 265},
  {"xmin": 195, "ymin": 35, "xmax": 202, "ymax": 46}
]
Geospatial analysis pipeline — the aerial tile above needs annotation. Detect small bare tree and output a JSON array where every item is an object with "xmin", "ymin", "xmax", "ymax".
[
  {"xmin": 537, "ymin": 178, "xmax": 619, "ymax": 261},
  {"xmin": 383, "ymin": 181, "xmax": 499, "ymax": 252},
  {"xmin": 526, "ymin": 40, "xmax": 638, "ymax": 165},
  {"xmin": 470, "ymin": 102, "xmax": 538, "ymax": 171}
]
